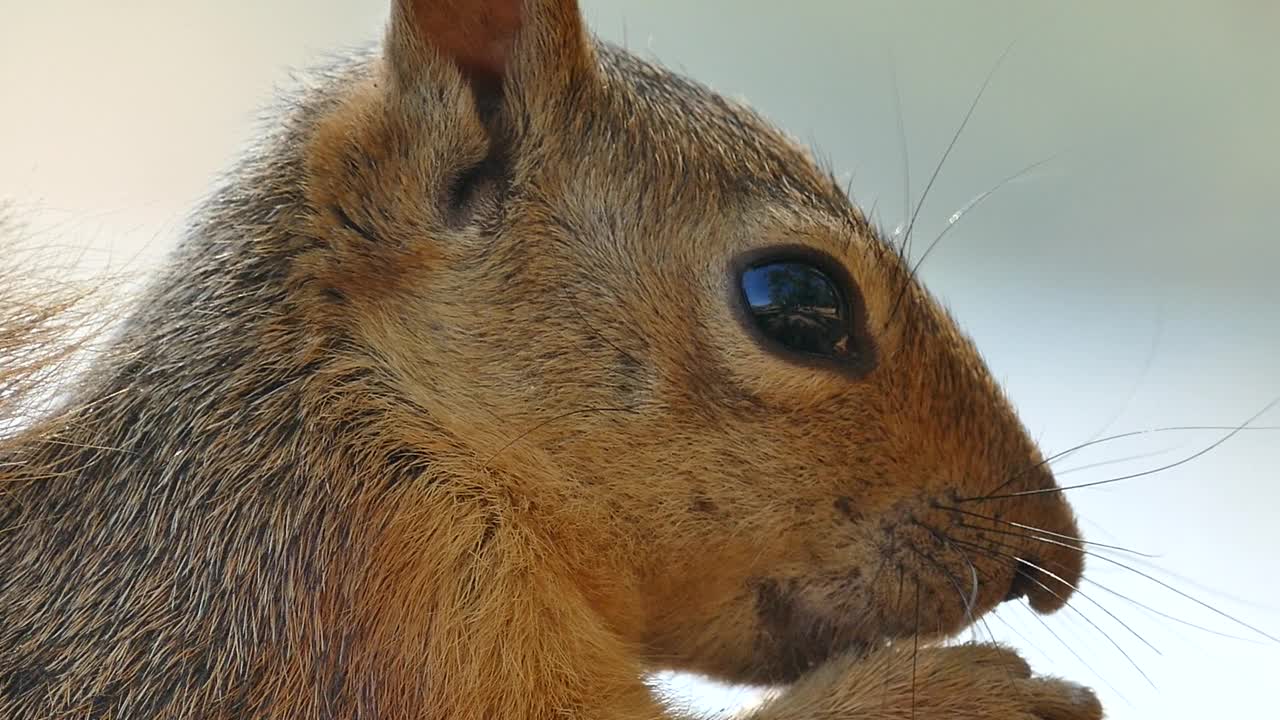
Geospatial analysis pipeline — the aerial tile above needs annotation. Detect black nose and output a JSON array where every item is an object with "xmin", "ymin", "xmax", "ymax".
[{"xmin": 1003, "ymin": 562, "xmax": 1040, "ymax": 603}]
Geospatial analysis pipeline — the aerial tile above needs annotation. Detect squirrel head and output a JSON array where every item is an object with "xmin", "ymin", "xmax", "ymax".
[{"xmin": 296, "ymin": 0, "xmax": 1084, "ymax": 684}]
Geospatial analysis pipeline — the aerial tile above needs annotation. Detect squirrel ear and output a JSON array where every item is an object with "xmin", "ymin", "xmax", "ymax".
[
  {"xmin": 389, "ymin": 0, "xmax": 593, "ymax": 111},
  {"xmin": 394, "ymin": 0, "xmax": 523, "ymax": 93}
]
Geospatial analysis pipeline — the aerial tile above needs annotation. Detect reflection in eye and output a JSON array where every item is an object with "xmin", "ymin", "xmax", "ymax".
[{"xmin": 740, "ymin": 260, "xmax": 851, "ymax": 358}]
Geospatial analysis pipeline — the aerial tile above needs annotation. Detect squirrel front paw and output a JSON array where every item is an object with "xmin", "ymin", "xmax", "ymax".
[{"xmin": 752, "ymin": 643, "xmax": 1102, "ymax": 720}]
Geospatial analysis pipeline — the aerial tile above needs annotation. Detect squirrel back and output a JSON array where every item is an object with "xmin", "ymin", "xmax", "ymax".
[{"xmin": 0, "ymin": 2, "xmax": 1098, "ymax": 719}]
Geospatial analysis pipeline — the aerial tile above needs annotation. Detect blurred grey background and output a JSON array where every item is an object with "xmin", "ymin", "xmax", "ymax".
[{"xmin": 2, "ymin": 1, "xmax": 1277, "ymax": 717}]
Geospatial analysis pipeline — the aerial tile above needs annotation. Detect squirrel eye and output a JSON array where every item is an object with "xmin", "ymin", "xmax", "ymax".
[{"xmin": 739, "ymin": 258, "xmax": 854, "ymax": 360}]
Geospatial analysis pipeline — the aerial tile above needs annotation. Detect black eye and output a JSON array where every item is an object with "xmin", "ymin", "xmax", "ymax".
[
  {"xmin": 740, "ymin": 260, "xmax": 848, "ymax": 357},
  {"xmin": 737, "ymin": 253, "xmax": 870, "ymax": 369}
]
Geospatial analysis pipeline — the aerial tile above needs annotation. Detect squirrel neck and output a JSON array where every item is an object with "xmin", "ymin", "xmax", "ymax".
[{"xmin": 0, "ymin": 119, "xmax": 650, "ymax": 719}]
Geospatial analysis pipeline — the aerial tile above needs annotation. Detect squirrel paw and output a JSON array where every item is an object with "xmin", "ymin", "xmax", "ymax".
[{"xmin": 756, "ymin": 643, "xmax": 1102, "ymax": 720}]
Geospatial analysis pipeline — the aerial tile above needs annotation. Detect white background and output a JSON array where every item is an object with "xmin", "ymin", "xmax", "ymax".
[{"xmin": 3, "ymin": 2, "xmax": 1277, "ymax": 717}]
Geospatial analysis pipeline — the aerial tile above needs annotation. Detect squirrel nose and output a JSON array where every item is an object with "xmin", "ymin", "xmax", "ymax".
[
  {"xmin": 1002, "ymin": 561, "xmax": 1040, "ymax": 603},
  {"xmin": 1003, "ymin": 555, "xmax": 1076, "ymax": 614}
]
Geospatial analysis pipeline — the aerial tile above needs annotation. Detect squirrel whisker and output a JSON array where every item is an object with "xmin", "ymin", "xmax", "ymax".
[
  {"xmin": 950, "ymin": 520, "xmax": 1262, "ymax": 642},
  {"xmin": 888, "ymin": 42, "xmax": 1017, "ymax": 327},
  {"xmin": 948, "ymin": 537, "xmax": 1156, "ymax": 689},
  {"xmin": 962, "ymin": 416, "xmax": 1280, "ymax": 502},
  {"xmin": 943, "ymin": 535, "xmax": 1158, "ymax": 687},
  {"xmin": 938, "ymin": 505, "xmax": 1156, "ymax": 558}
]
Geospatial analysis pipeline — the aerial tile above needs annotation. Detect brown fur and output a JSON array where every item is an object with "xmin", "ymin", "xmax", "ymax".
[{"xmin": 0, "ymin": 1, "xmax": 1099, "ymax": 718}]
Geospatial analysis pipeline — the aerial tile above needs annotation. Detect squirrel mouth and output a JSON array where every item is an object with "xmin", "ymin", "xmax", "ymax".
[
  {"xmin": 750, "ymin": 579, "xmax": 878, "ymax": 683},
  {"xmin": 752, "ymin": 632, "xmax": 875, "ymax": 685},
  {"xmin": 748, "ymin": 545, "xmax": 1078, "ymax": 683},
  {"xmin": 1005, "ymin": 558, "xmax": 1073, "ymax": 615}
]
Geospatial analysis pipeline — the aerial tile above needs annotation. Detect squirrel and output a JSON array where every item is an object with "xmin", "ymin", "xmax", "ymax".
[{"xmin": 0, "ymin": 1, "xmax": 1103, "ymax": 718}]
